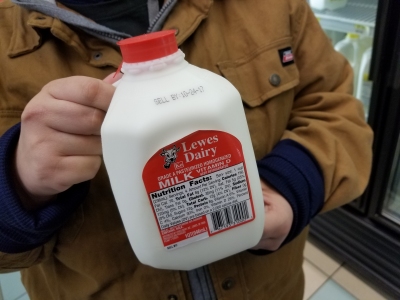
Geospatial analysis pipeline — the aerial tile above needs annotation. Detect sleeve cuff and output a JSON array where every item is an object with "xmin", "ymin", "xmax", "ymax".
[
  {"xmin": 252, "ymin": 139, "xmax": 324, "ymax": 254},
  {"xmin": 0, "ymin": 123, "xmax": 90, "ymax": 253}
]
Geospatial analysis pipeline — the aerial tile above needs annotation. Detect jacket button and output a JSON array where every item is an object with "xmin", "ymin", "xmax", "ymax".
[
  {"xmin": 269, "ymin": 73, "xmax": 281, "ymax": 86},
  {"xmin": 167, "ymin": 295, "xmax": 178, "ymax": 300},
  {"xmin": 93, "ymin": 52, "xmax": 103, "ymax": 60},
  {"xmin": 222, "ymin": 277, "xmax": 236, "ymax": 290}
]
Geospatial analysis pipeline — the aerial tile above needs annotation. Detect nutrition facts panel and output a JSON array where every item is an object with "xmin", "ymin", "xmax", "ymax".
[{"xmin": 150, "ymin": 163, "xmax": 253, "ymax": 231}]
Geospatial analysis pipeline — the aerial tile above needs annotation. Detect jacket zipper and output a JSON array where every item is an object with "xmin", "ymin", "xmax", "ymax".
[
  {"xmin": 90, "ymin": 29, "xmax": 126, "ymax": 42},
  {"xmin": 90, "ymin": 0, "xmax": 176, "ymax": 42},
  {"xmin": 147, "ymin": 0, "xmax": 175, "ymax": 33}
]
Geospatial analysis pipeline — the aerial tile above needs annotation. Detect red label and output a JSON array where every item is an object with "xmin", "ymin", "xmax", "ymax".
[
  {"xmin": 142, "ymin": 130, "xmax": 255, "ymax": 250},
  {"xmin": 283, "ymin": 52, "xmax": 294, "ymax": 63}
]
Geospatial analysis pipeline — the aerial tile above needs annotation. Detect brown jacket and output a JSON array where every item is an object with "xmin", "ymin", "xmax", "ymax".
[{"xmin": 0, "ymin": 0, "xmax": 373, "ymax": 299}]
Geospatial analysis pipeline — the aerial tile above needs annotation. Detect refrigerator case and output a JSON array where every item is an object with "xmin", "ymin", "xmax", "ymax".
[
  {"xmin": 309, "ymin": 0, "xmax": 400, "ymax": 298},
  {"xmin": 311, "ymin": 0, "xmax": 377, "ymax": 119}
]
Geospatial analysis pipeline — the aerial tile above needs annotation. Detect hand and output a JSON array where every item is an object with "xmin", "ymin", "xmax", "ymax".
[
  {"xmin": 14, "ymin": 73, "xmax": 122, "ymax": 209},
  {"xmin": 251, "ymin": 179, "xmax": 293, "ymax": 251}
]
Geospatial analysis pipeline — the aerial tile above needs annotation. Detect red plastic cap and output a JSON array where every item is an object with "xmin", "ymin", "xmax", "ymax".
[{"xmin": 117, "ymin": 30, "xmax": 178, "ymax": 63}]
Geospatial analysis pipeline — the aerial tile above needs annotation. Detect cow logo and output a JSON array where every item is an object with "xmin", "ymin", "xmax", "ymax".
[{"xmin": 160, "ymin": 145, "xmax": 180, "ymax": 169}]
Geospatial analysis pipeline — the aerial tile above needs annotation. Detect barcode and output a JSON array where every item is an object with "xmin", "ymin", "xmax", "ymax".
[{"xmin": 210, "ymin": 201, "xmax": 250, "ymax": 231}]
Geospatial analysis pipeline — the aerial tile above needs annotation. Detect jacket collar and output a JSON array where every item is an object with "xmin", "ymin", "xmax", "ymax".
[
  {"xmin": 7, "ymin": 7, "xmax": 42, "ymax": 58},
  {"xmin": 163, "ymin": 0, "xmax": 213, "ymax": 46},
  {"xmin": 8, "ymin": 0, "xmax": 213, "ymax": 60},
  {"xmin": 8, "ymin": 5, "xmax": 91, "ymax": 59}
]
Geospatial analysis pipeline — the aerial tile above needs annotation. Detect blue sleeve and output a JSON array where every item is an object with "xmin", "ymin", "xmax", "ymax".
[
  {"xmin": 0, "ymin": 123, "xmax": 90, "ymax": 253},
  {"xmin": 249, "ymin": 139, "xmax": 324, "ymax": 255}
]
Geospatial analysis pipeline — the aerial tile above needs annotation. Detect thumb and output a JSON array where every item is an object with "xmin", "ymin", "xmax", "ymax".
[{"xmin": 103, "ymin": 72, "xmax": 123, "ymax": 85}]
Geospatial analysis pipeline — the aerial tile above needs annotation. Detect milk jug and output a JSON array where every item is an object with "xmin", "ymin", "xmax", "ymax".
[
  {"xmin": 356, "ymin": 47, "xmax": 373, "ymax": 117},
  {"xmin": 334, "ymin": 34, "xmax": 372, "ymax": 94},
  {"xmin": 101, "ymin": 30, "xmax": 264, "ymax": 270},
  {"xmin": 324, "ymin": 29, "xmax": 346, "ymax": 46}
]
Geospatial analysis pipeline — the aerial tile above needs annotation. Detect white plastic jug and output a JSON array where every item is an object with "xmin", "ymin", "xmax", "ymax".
[
  {"xmin": 101, "ymin": 31, "xmax": 264, "ymax": 270},
  {"xmin": 334, "ymin": 33, "xmax": 372, "ymax": 94},
  {"xmin": 324, "ymin": 30, "xmax": 346, "ymax": 46},
  {"xmin": 356, "ymin": 47, "xmax": 373, "ymax": 117},
  {"xmin": 309, "ymin": 0, "xmax": 347, "ymax": 10}
]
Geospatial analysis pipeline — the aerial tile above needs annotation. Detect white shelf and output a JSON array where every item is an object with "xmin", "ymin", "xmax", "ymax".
[{"xmin": 311, "ymin": 0, "xmax": 378, "ymax": 36}]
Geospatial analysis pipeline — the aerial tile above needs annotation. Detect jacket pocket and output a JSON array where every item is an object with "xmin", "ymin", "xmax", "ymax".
[{"xmin": 217, "ymin": 37, "xmax": 299, "ymax": 107}]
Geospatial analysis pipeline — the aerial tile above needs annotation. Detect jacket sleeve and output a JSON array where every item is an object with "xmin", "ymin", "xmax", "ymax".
[
  {"xmin": 0, "ymin": 124, "xmax": 89, "ymax": 271},
  {"xmin": 285, "ymin": 0, "xmax": 373, "ymax": 212},
  {"xmin": 257, "ymin": 139, "xmax": 324, "ymax": 245}
]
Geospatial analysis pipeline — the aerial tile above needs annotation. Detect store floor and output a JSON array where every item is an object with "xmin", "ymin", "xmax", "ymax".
[
  {"xmin": 0, "ymin": 238, "xmax": 393, "ymax": 300},
  {"xmin": 304, "ymin": 237, "xmax": 391, "ymax": 300}
]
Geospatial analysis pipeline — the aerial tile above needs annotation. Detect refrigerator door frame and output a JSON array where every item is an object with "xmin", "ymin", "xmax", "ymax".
[
  {"xmin": 310, "ymin": 0, "xmax": 400, "ymax": 298},
  {"xmin": 363, "ymin": 0, "xmax": 400, "ymax": 233},
  {"xmin": 349, "ymin": 0, "xmax": 400, "ymax": 217}
]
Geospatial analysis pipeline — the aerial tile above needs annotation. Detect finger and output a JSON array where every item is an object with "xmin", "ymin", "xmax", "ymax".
[
  {"xmin": 251, "ymin": 236, "xmax": 285, "ymax": 251},
  {"xmin": 23, "ymin": 132, "xmax": 102, "ymax": 157},
  {"xmin": 252, "ymin": 203, "xmax": 286, "ymax": 251},
  {"xmin": 103, "ymin": 72, "xmax": 123, "ymax": 85},
  {"xmin": 43, "ymin": 76, "xmax": 115, "ymax": 112},
  {"xmin": 37, "ymin": 99, "xmax": 106, "ymax": 135},
  {"xmin": 52, "ymin": 132, "xmax": 102, "ymax": 156},
  {"xmin": 46, "ymin": 155, "xmax": 102, "ymax": 193},
  {"xmin": 261, "ymin": 203, "xmax": 291, "ymax": 240}
]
